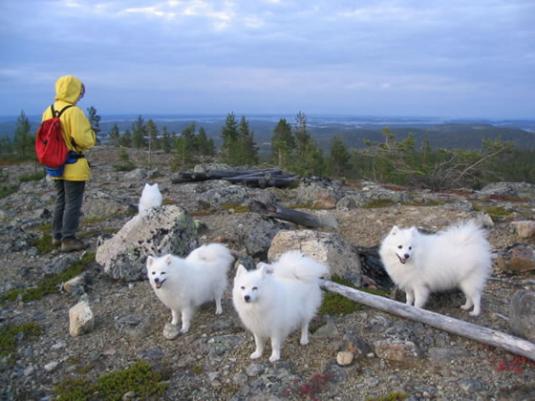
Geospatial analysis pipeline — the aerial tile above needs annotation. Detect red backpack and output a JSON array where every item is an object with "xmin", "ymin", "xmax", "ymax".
[{"xmin": 35, "ymin": 104, "xmax": 73, "ymax": 168}]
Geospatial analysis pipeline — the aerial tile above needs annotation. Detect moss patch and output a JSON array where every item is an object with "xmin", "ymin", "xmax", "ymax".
[
  {"xmin": 54, "ymin": 360, "xmax": 168, "ymax": 401},
  {"xmin": 0, "ymin": 322, "xmax": 43, "ymax": 360},
  {"xmin": 19, "ymin": 170, "xmax": 45, "ymax": 183},
  {"xmin": 221, "ymin": 203, "xmax": 250, "ymax": 213},
  {"xmin": 0, "ymin": 252, "xmax": 95, "ymax": 304},
  {"xmin": 363, "ymin": 199, "xmax": 397, "ymax": 208},
  {"xmin": 0, "ymin": 184, "xmax": 18, "ymax": 199},
  {"xmin": 320, "ymin": 275, "xmax": 362, "ymax": 316},
  {"xmin": 473, "ymin": 204, "xmax": 513, "ymax": 220},
  {"xmin": 367, "ymin": 391, "xmax": 408, "ymax": 401},
  {"xmin": 33, "ymin": 232, "xmax": 55, "ymax": 254}
]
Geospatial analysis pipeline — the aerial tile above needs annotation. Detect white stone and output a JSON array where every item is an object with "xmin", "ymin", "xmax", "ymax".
[
  {"xmin": 44, "ymin": 361, "xmax": 59, "ymax": 372},
  {"xmin": 336, "ymin": 351, "xmax": 354, "ymax": 366},
  {"xmin": 511, "ymin": 220, "xmax": 535, "ymax": 239},
  {"xmin": 69, "ymin": 300, "xmax": 95, "ymax": 337}
]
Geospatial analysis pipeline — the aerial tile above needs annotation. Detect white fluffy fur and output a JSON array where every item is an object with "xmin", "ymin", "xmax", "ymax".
[
  {"xmin": 379, "ymin": 220, "xmax": 491, "ymax": 316},
  {"xmin": 146, "ymin": 243, "xmax": 234, "ymax": 333},
  {"xmin": 138, "ymin": 183, "xmax": 163, "ymax": 214},
  {"xmin": 232, "ymin": 251, "xmax": 329, "ymax": 362}
]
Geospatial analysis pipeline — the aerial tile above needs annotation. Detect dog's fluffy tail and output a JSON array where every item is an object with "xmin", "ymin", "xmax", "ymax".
[
  {"xmin": 270, "ymin": 250, "xmax": 329, "ymax": 282},
  {"xmin": 187, "ymin": 243, "xmax": 234, "ymax": 267}
]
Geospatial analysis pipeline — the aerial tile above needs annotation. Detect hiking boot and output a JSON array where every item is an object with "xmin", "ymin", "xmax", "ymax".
[
  {"xmin": 61, "ymin": 238, "xmax": 87, "ymax": 252},
  {"xmin": 52, "ymin": 238, "xmax": 62, "ymax": 247}
]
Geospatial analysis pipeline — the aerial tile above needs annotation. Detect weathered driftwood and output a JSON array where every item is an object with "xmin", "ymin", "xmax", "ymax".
[
  {"xmin": 321, "ymin": 279, "xmax": 535, "ymax": 361},
  {"xmin": 171, "ymin": 168, "xmax": 297, "ymax": 188},
  {"xmin": 248, "ymin": 200, "xmax": 337, "ymax": 229}
]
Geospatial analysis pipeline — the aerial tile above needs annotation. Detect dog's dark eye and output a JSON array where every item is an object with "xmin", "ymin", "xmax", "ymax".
[
  {"xmin": 161, "ymin": 272, "xmax": 166, "ymax": 275},
  {"xmin": 398, "ymin": 245, "xmax": 402, "ymax": 249},
  {"xmin": 152, "ymin": 272, "xmax": 155, "ymax": 275},
  {"xmin": 408, "ymin": 247, "xmax": 412, "ymax": 250},
  {"xmin": 252, "ymin": 287, "xmax": 258, "ymax": 291},
  {"xmin": 241, "ymin": 286, "xmax": 245, "ymax": 290}
]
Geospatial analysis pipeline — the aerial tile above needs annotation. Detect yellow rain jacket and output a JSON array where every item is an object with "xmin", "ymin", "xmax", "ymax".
[{"xmin": 41, "ymin": 75, "xmax": 96, "ymax": 181}]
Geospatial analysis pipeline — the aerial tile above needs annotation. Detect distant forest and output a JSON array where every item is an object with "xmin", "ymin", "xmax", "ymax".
[{"xmin": 2, "ymin": 108, "xmax": 535, "ymax": 190}]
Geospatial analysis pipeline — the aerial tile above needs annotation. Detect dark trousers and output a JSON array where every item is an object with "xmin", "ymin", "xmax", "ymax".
[{"xmin": 53, "ymin": 180, "xmax": 85, "ymax": 240}]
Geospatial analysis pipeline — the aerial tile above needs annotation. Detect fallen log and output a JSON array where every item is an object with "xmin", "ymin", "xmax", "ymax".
[
  {"xmin": 248, "ymin": 200, "xmax": 337, "ymax": 229},
  {"xmin": 321, "ymin": 279, "xmax": 535, "ymax": 361},
  {"xmin": 171, "ymin": 168, "xmax": 298, "ymax": 188}
]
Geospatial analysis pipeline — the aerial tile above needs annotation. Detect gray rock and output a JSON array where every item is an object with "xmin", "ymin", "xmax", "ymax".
[
  {"xmin": 313, "ymin": 320, "xmax": 339, "ymax": 338},
  {"xmin": 115, "ymin": 314, "xmax": 152, "ymax": 339},
  {"xmin": 124, "ymin": 168, "xmax": 147, "ymax": 180},
  {"xmin": 245, "ymin": 362, "xmax": 264, "ymax": 377},
  {"xmin": 295, "ymin": 181, "xmax": 340, "ymax": 209},
  {"xmin": 510, "ymin": 290, "xmax": 535, "ymax": 342},
  {"xmin": 428, "ymin": 347, "xmax": 465, "ymax": 364},
  {"xmin": 96, "ymin": 205, "xmax": 198, "ymax": 281},
  {"xmin": 82, "ymin": 190, "xmax": 132, "ymax": 220},
  {"xmin": 62, "ymin": 273, "xmax": 86, "ymax": 296},
  {"xmin": 478, "ymin": 181, "xmax": 535, "ymax": 198},
  {"xmin": 162, "ymin": 323, "xmax": 181, "ymax": 340},
  {"xmin": 268, "ymin": 229, "xmax": 361, "ymax": 286},
  {"xmin": 459, "ymin": 379, "xmax": 485, "ymax": 394},
  {"xmin": 336, "ymin": 351, "xmax": 354, "ymax": 366},
  {"xmin": 43, "ymin": 361, "xmax": 59, "ymax": 372},
  {"xmin": 373, "ymin": 339, "xmax": 420, "ymax": 361}
]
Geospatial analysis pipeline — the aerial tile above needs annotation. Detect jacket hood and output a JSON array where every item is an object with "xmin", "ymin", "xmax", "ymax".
[{"xmin": 55, "ymin": 75, "xmax": 83, "ymax": 104}]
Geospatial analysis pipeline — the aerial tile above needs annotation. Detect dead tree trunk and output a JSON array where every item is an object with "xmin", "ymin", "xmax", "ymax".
[
  {"xmin": 321, "ymin": 280, "xmax": 535, "ymax": 361},
  {"xmin": 248, "ymin": 200, "xmax": 337, "ymax": 229}
]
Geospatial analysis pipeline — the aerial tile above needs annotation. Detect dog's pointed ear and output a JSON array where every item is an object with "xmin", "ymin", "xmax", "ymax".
[
  {"xmin": 390, "ymin": 225, "xmax": 399, "ymax": 235},
  {"xmin": 146, "ymin": 256, "xmax": 154, "ymax": 268},
  {"xmin": 164, "ymin": 254, "xmax": 172, "ymax": 265},
  {"xmin": 259, "ymin": 263, "xmax": 274, "ymax": 276},
  {"xmin": 236, "ymin": 264, "xmax": 247, "ymax": 277}
]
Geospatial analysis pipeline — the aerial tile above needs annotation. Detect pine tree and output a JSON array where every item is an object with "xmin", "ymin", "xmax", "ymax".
[
  {"xmin": 13, "ymin": 110, "xmax": 33, "ymax": 160},
  {"xmin": 87, "ymin": 106, "xmax": 101, "ymax": 133},
  {"xmin": 196, "ymin": 127, "xmax": 215, "ymax": 156},
  {"xmin": 146, "ymin": 119, "xmax": 160, "ymax": 150},
  {"xmin": 131, "ymin": 115, "xmax": 146, "ymax": 149},
  {"xmin": 329, "ymin": 136, "xmax": 351, "ymax": 177},
  {"xmin": 271, "ymin": 118, "xmax": 295, "ymax": 168},
  {"xmin": 238, "ymin": 116, "xmax": 258, "ymax": 165},
  {"xmin": 161, "ymin": 126, "xmax": 172, "ymax": 154},
  {"xmin": 221, "ymin": 113, "xmax": 239, "ymax": 164},
  {"xmin": 108, "ymin": 124, "xmax": 120, "ymax": 146},
  {"xmin": 119, "ymin": 129, "xmax": 132, "ymax": 147}
]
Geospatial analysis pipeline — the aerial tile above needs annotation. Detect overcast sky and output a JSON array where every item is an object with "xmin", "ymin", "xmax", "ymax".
[{"xmin": 1, "ymin": 0, "xmax": 534, "ymax": 118}]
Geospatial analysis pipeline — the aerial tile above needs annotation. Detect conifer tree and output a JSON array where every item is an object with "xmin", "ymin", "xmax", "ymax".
[
  {"xmin": 146, "ymin": 119, "xmax": 160, "ymax": 150},
  {"xmin": 221, "ymin": 113, "xmax": 239, "ymax": 165},
  {"xmin": 108, "ymin": 124, "xmax": 120, "ymax": 146},
  {"xmin": 196, "ymin": 127, "xmax": 215, "ymax": 156},
  {"xmin": 13, "ymin": 110, "xmax": 32, "ymax": 160},
  {"xmin": 131, "ymin": 115, "xmax": 146, "ymax": 149},
  {"xmin": 119, "ymin": 129, "xmax": 132, "ymax": 147},
  {"xmin": 238, "ymin": 116, "xmax": 258, "ymax": 165},
  {"xmin": 271, "ymin": 118, "xmax": 295, "ymax": 168},
  {"xmin": 329, "ymin": 136, "xmax": 351, "ymax": 177},
  {"xmin": 87, "ymin": 106, "xmax": 101, "ymax": 133},
  {"xmin": 161, "ymin": 126, "xmax": 172, "ymax": 153}
]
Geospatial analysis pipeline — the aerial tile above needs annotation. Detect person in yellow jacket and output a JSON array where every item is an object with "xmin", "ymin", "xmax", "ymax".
[{"xmin": 42, "ymin": 75, "xmax": 96, "ymax": 252}]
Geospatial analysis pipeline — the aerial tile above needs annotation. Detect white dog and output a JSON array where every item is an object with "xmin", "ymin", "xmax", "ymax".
[
  {"xmin": 146, "ymin": 243, "xmax": 234, "ymax": 333},
  {"xmin": 139, "ymin": 183, "xmax": 163, "ymax": 214},
  {"xmin": 379, "ymin": 220, "xmax": 491, "ymax": 316},
  {"xmin": 232, "ymin": 251, "xmax": 329, "ymax": 362}
]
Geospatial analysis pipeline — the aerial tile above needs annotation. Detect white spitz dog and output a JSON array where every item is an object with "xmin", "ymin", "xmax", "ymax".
[
  {"xmin": 146, "ymin": 243, "xmax": 234, "ymax": 333},
  {"xmin": 379, "ymin": 220, "xmax": 492, "ymax": 316},
  {"xmin": 232, "ymin": 251, "xmax": 329, "ymax": 362},
  {"xmin": 139, "ymin": 183, "xmax": 163, "ymax": 214}
]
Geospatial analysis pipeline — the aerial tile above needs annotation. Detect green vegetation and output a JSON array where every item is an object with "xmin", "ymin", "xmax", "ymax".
[
  {"xmin": 0, "ymin": 252, "xmax": 94, "ymax": 304},
  {"xmin": 173, "ymin": 123, "xmax": 215, "ymax": 170},
  {"xmin": 54, "ymin": 360, "xmax": 168, "ymax": 401},
  {"xmin": 19, "ymin": 170, "xmax": 45, "ymax": 182},
  {"xmin": 0, "ymin": 183, "xmax": 18, "ymax": 198},
  {"xmin": 363, "ymin": 199, "xmax": 398, "ymax": 209},
  {"xmin": 473, "ymin": 204, "xmax": 513, "ymax": 220},
  {"xmin": 112, "ymin": 147, "xmax": 136, "ymax": 172},
  {"xmin": 220, "ymin": 113, "xmax": 258, "ymax": 166},
  {"xmin": 0, "ymin": 322, "xmax": 43, "ymax": 360},
  {"xmin": 367, "ymin": 392, "xmax": 408, "ymax": 401},
  {"xmin": 320, "ymin": 275, "xmax": 362, "ymax": 316}
]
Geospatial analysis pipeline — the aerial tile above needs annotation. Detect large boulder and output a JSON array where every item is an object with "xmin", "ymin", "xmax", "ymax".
[
  {"xmin": 295, "ymin": 180, "xmax": 341, "ymax": 209},
  {"xmin": 510, "ymin": 290, "xmax": 535, "ymax": 342},
  {"xmin": 96, "ymin": 205, "xmax": 198, "ymax": 281},
  {"xmin": 336, "ymin": 182, "xmax": 410, "ymax": 210},
  {"xmin": 267, "ymin": 229, "xmax": 361, "ymax": 286}
]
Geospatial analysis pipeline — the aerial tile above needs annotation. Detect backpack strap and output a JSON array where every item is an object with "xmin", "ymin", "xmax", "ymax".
[{"xmin": 50, "ymin": 104, "xmax": 73, "ymax": 118}]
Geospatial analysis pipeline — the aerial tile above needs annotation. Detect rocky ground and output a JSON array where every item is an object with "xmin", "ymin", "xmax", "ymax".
[{"xmin": 0, "ymin": 146, "xmax": 534, "ymax": 401}]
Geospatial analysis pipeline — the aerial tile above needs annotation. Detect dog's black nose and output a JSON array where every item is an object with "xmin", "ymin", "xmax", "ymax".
[
  {"xmin": 154, "ymin": 278, "xmax": 160, "ymax": 283},
  {"xmin": 244, "ymin": 295, "xmax": 250, "ymax": 302},
  {"xmin": 404, "ymin": 254, "xmax": 410, "ymax": 259}
]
